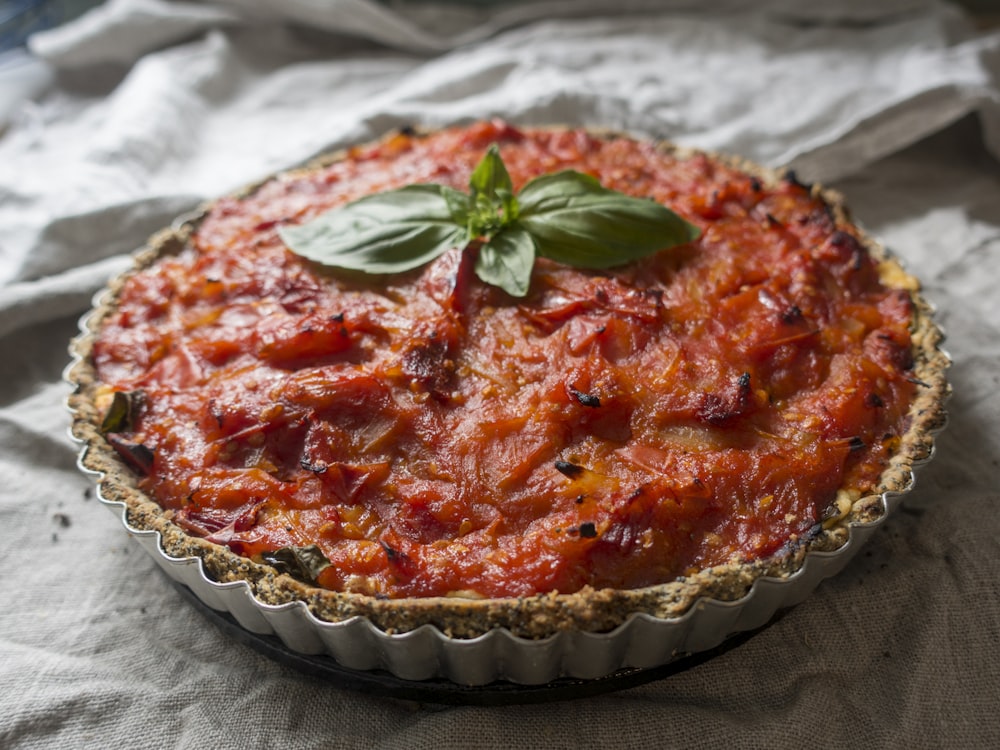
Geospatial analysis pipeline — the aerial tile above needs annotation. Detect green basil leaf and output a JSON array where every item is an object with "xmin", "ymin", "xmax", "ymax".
[
  {"xmin": 278, "ymin": 185, "xmax": 469, "ymax": 273},
  {"xmin": 467, "ymin": 145, "xmax": 519, "ymax": 238},
  {"xmin": 516, "ymin": 171, "xmax": 700, "ymax": 268},
  {"xmin": 497, "ymin": 187, "xmax": 519, "ymax": 227},
  {"xmin": 469, "ymin": 144, "xmax": 513, "ymax": 203},
  {"xmin": 442, "ymin": 185, "xmax": 473, "ymax": 228},
  {"xmin": 260, "ymin": 544, "xmax": 331, "ymax": 585},
  {"xmin": 475, "ymin": 227, "xmax": 536, "ymax": 297},
  {"xmin": 99, "ymin": 389, "xmax": 145, "ymax": 435}
]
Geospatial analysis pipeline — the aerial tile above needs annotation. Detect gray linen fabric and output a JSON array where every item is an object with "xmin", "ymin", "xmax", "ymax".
[{"xmin": 1, "ymin": 1, "xmax": 999, "ymax": 747}]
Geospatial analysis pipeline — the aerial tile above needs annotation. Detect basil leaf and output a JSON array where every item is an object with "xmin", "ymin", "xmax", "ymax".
[
  {"xmin": 100, "ymin": 389, "xmax": 145, "ymax": 434},
  {"xmin": 476, "ymin": 228, "xmax": 536, "ymax": 297},
  {"xmin": 278, "ymin": 185, "xmax": 469, "ymax": 273},
  {"xmin": 467, "ymin": 145, "xmax": 518, "ymax": 238},
  {"xmin": 469, "ymin": 144, "xmax": 513, "ymax": 203},
  {"xmin": 442, "ymin": 185, "xmax": 473, "ymax": 228},
  {"xmin": 516, "ymin": 171, "xmax": 700, "ymax": 268},
  {"xmin": 260, "ymin": 544, "xmax": 331, "ymax": 585}
]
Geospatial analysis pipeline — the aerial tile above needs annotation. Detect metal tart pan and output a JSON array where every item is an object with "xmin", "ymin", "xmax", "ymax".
[
  {"xmin": 167, "ymin": 574, "xmax": 775, "ymax": 704},
  {"xmin": 65, "ymin": 128, "xmax": 951, "ymax": 687}
]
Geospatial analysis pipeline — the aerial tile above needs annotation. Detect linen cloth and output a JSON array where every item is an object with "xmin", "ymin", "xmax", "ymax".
[{"xmin": 1, "ymin": 1, "xmax": 999, "ymax": 747}]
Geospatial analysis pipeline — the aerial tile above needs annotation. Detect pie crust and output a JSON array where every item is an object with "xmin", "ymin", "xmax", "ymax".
[{"xmin": 67, "ymin": 123, "xmax": 949, "ymax": 676}]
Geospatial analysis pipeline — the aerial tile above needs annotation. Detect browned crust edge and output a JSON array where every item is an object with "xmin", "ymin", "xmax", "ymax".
[{"xmin": 66, "ymin": 125, "xmax": 951, "ymax": 639}]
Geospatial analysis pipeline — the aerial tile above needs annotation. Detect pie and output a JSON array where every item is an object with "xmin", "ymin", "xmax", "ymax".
[{"xmin": 68, "ymin": 121, "xmax": 948, "ymax": 641}]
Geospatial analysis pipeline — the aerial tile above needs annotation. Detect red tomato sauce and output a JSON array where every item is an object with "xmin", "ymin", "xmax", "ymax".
[{"xmin": 92, "ymin": 121, "xmax": 917, "ymax": 598}]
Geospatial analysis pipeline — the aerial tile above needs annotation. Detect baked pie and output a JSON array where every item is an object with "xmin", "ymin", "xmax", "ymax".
[{"xmin": 68, "ymin": 121, "xmax": 948, "ymax": 673}]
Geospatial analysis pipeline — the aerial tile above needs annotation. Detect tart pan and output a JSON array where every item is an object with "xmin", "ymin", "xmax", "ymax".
[
  {"xmin": 66, "ymin": 130, "xmax": 950, "ymax": 687},
  {"xmin": 170, "ymin": 576, "xmax": 773, "ymax": 704}
]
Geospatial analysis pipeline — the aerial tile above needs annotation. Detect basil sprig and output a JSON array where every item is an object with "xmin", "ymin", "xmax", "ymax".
[{"xmin": 279, "ymin": 144, "xmax": 700, "ymax": 297}]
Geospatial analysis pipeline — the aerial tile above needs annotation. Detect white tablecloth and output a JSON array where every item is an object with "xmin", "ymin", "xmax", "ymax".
[{"xmin": 2, "ymin": 1, "xmax": 999, "ymax": 746}]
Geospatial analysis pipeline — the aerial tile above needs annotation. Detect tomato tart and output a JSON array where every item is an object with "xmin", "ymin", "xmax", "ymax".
[{"xmin": 68, "ymin": 121, "xmax": 948, "ymax": 682}]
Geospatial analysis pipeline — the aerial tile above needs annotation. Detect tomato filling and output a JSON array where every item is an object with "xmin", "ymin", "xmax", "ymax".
[{"xmin": 92, "ymin": 121, "xmax": 917, "ymax": 598}]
